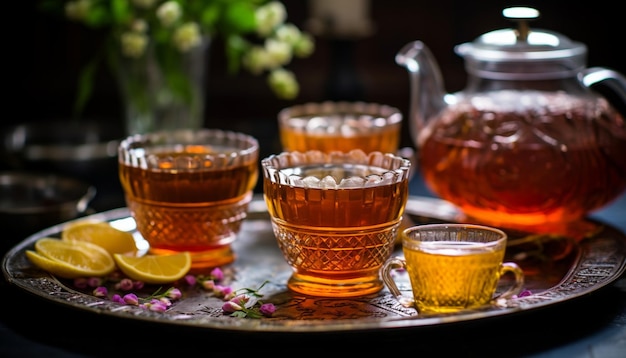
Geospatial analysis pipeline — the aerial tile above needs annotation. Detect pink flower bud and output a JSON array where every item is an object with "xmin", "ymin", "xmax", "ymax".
[
  {"xmin": 146, "ymin": 300, "xmax": 168, "ymax": 313},
  {"xmin": 230, "ymin": 294, "xmax": 249, "ymax": 306},
  {"xmin": 116, "ymin": 278, "xmax": 134, "ymax": 291},
  {"xmin": 215, "ymin": 285, "xmax": 232, "ymax": 297},
  {"xmin": 184, "ymin": 275, "xmax": 196, "ymax": 286},
  {"xmin": 201, "ymin": 279, "xmax": 215, "ymax": 291},
  {"xmin": 88, "ymin": 277, "xmax": 103, "ymax": 287},
  {"xmin": 514, "ymin": 289, "xmax": 533, "ymax": 299},
  {"xmin": 73, "ymin": 277, "xmax": 88, "ymax": 289},
  {"xmin": 166, "ymin": 287, "xmax": 182, "ymax": 300},
  {"xmin": 159, "ymin": 297, "xmax": 172, "ymax": 307},
  {"xmin": 112, "ymin": 294, "xmax": 125, "ymax": 304},
  {"xmin": 93, "ymin": 286, "xmax": 108, "ymax": 297},
  {"xmin": 123, "ymin": 293, "xmax": 139, "ymax": 305},
  {"xmin": 259, "ymin": 303, "xmax": 276, "ymax": 316},
  {"xmin": 222, "ymin": 301, "xmax": 243, "ymax": 313},
  {"xmin": 210, "ymin": 267, "xmax": 224, "ymax": 281}
]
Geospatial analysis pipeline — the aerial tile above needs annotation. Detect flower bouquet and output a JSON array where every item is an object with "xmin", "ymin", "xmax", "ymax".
[{"xmin": 39, "ymin": 0, "xmax": 315, "ymax": 134}]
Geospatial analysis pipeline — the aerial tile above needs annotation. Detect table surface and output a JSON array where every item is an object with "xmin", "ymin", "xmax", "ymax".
[{"xmin": 1, "ymin": 174, "xmax": 625, "ymax": 357}]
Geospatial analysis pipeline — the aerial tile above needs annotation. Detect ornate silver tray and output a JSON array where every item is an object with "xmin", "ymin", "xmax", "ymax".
[{"xmin": 3, "ymin": 195, "xmax": 626, "ymax": 333}]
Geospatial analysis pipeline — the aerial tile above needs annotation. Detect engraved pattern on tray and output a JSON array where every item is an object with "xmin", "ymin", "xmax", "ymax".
[{"xmin": 3, "ymin": 196, "xmax": 626, "ymax": 333}]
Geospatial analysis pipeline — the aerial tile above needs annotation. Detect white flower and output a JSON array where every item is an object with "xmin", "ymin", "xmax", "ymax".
[
  {"xmin": 255, "ymin": 1, "xmax": 287, "ymax": 37},
  {"xmin": 274, "ymin": 23, "xmax": 314, "ymax": 58},
  {"xmin": 268, "ymin": 68, "xmax": 298, "ymax": 100},
  {"xmin": 264, "ymin": 38, "xmax": 293, "ymax": 68},
  {"xmin": 242, "ymin": 46, "xmax": 271, "ymax": 75},
  {"xmin": 274, "ymin": 24, "xmax": 301, "ymax": 46},
  {"xmin": 130, "ymin": 19, "xmax": 148, "ymax": 33},
  {"xmin": 156, "ymin": 1, "xmax": 182, "ymax": 28},
  {"xmin": 293, "ymin": 33, "xmax": 315, "ymax": 58},
  {"xmin": 172, "ymin": 22, "xmax": 202, "ymax": 52},
  {"xmin": 120, "ymin": 32, "xmax": 149, "ymax": 58}
]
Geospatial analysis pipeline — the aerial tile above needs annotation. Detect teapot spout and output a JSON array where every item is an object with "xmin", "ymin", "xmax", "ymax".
[{"xmin": 396, "ymin": 41, "xmax": 448, "ymax": 147}]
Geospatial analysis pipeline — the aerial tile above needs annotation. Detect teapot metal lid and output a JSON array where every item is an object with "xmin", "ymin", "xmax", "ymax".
[{"xmin": 455, "ymin": 7, "xmax": 587, "ymax": 80}]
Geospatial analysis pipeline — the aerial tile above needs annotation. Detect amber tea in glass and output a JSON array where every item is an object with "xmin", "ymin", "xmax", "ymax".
[
  {"xmin": 262, "ymin": 150, "xmax": 411, "ymax": 297},
  {"xmin": 278, "ymin": 101, "xmax": 402, "ymax": 153},
  {"xmin": 382, "ymin": 224, "xmax": 525, "ymax": 313},
  {"xmin": 118, "ymin": 129, "xmax": 259, "ymax": 269}
]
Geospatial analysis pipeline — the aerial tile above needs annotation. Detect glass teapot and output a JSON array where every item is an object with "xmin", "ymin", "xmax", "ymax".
[{"xmin": 396, "ymin": 7, "xmax": 626, "ymax": 229}]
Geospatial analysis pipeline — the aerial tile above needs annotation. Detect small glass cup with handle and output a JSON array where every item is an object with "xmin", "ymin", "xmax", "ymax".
[{"xmin": 382, "ymin": 223, "xmax": 525, "ymax": 313}]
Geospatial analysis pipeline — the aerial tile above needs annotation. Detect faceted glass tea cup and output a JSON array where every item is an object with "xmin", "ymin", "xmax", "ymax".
[
  {"xmin": 262, "ymin": 149, "xmax": 411, "ymax": 297},
  {"xmin": 118, "ymin": 129, "xmax": 259, "ymax": 269},
  {"xmin": 278, "ymin": 101, "xmax": 403, "ymax": 153},
  {"xmin": 382, "ymin": 224, "xmax": 525, "ymax": 314}
]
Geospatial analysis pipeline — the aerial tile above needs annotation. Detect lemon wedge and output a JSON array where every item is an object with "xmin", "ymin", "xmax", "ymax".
[
  {"xmin": 113, "ymin": 252, "xmax": 192, "ymax": 284},
  {"xmin": 62, "ymin": 221, "xmax": 137, "ymax": 255},
  {"xmin": 27, "ymin": 238, "xmax": 115, "ymax": 278}
]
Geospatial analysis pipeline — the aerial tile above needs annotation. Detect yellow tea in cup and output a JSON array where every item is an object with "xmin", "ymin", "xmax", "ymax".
[
  {"xmin": 382, "ymin": 224, "xmax": 524, "ymax": 313},
  {"xmin": 118, "ymin": 129, "xmax": 259, "ymax": 269}
]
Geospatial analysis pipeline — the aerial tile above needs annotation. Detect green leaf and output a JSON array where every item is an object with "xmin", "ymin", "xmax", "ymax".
[
  {"xmin": 199, "ymin": 3, "xmax": 221, "ymax": 31},
  {"xmin": 83, "ymin": 6, "xmax": 110, "ymax": 27},
  {"xmin": 73, "ymin": 60, "xmax": 99, "ymax": 118},
  {"xmin": 222, "ymin": 1, "xmax": 257, "ymax": 34},
  {"xmin": 225, "ymin": 35, "xmax": 248, "ymax": 73},
  {"xmin": 244, "ymin": 310, "xmax": 263, "ymax": 319},
  {"xmin": 110, "ymin": 0, "xmax": 133, "ymax": 25}
]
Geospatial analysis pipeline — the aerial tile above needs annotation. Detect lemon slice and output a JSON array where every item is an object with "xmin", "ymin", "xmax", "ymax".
[
  {"xmin": 27, "ymin": 238, "xmax": 115, "ymax": 278},
  {"xmin": 113, "ymin": 252, "xmax": 192, "ymax": 284},
  {"xmin": 62, "ymin": 221, "xmax": 137, "ymax": 255}
]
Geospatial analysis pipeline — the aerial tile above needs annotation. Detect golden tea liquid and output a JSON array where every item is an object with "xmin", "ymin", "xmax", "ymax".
[
  {"xmin": 403, "ymin": 241, "xmax": 505, "ymax": 313},
  {"xmin": 264, "ymin": 158, "xmax": 410, "ymax": 297},
  {"xmin": 265, "ymin": 164, "xmax": 408, "ymax": 227},
  {"xmin": 279, "ymin": 122, "xmax": 400, "ymax": 153},
  {"xmin": 278, "ymin": 102, "xmax": 402, "ymax": 153}
]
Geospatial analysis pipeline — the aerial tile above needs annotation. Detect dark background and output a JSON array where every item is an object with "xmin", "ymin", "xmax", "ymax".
[
  {"xmin": 2, "ymin": 3, "xmax": 626, "ymax": 356},
  {"xmin": 4, "ymin": 1, "xmax": 625, "ymax": 206},
  {"xmin": 8, "ymin": 1, "xmax": 625, "ymax": 136}
]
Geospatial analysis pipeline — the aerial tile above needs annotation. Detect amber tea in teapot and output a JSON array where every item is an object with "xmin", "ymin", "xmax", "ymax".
[
  {"xmin": 397, "ymin": 7, "xmax": 626, "ymax": 229},
  {"xmin": 419, "ymin": 90, "xmax": 626, "ymax": 227}
]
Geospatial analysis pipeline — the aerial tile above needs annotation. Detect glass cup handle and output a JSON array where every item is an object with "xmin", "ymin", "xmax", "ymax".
[
  {"xmin": 493, "ymin": 262, "xmax": 525, "ymax": 302},
  {"xmin": 381, "ymin": 256, "xmax": 414, "ymax": 308}
]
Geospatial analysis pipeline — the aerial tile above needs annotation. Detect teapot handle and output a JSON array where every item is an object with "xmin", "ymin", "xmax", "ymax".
[{"xmin": 580, "ymin": 67, "xmax": 626, "ymax": 110}]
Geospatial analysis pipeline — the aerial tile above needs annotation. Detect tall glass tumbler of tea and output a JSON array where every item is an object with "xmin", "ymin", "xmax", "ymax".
[
  {"xmin": 278, "ymin": 101, "xmax": 403, "ymax": 153},
  {"xmin": 262, "ymin": 150, "xmax": 411, "ymax": 297},
  {"xmin": 118, "ymin": 129, "xmax": 259, "ymax": 269}
]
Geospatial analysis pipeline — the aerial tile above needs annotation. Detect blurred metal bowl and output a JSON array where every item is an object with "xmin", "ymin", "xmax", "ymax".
[
  {"xmin": 0, "ymin": 171, "xmax": 96, "ymax": 249},
  {"xmin": 1, "ymin": 120, "xmax": 122, "ymax": 181},
  {"xmin": 0, "ymin": 120, "xmax": 125, "ymax": 211}
]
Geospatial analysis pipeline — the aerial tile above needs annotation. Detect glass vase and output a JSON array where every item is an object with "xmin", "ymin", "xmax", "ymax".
[{"xmin": 113, "ymin": 38, "xmax": 209, "ymax": 136}]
